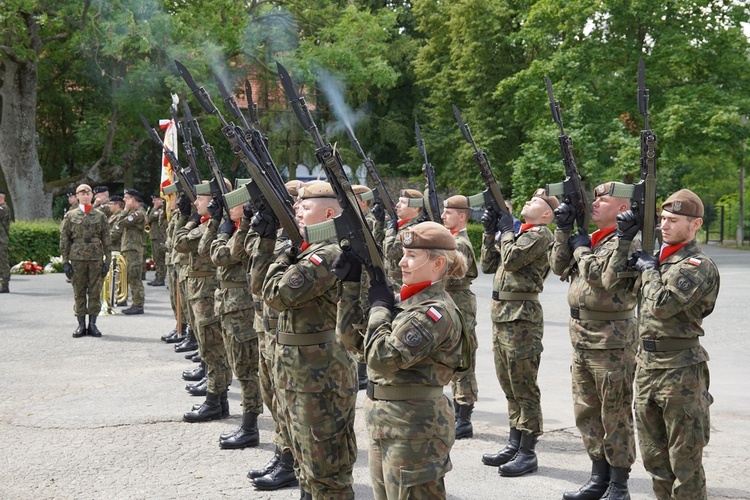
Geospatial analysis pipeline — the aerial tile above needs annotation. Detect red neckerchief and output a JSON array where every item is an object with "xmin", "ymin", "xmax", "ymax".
[
  {"xmin": 200, "ymin": 215, "xmax": 210, "ymax": 224},
  {"xmin": 519, "ymin": 223, "xmax": 536, "ymax": 233},
  {"xmin": 235, "ymin": 220, "xmax": 241, "ymax": 230},
  {"xmin": 660, "ymin": 243, "xmax": 687, "ymax": 262},
  {"xmin": 450, "ymin": 228, "xmax": 460, "ymax": 235},
  {"xmin": 591, "ymin": 226, "xmax": 616, "ymax": 248},
  {"xmin": 397, "ymin": 218, "xmax": 412, "ymax": 229},
  {"xmin": 300, "ymin": 241, "xmax": 310, "ymax": 252},
  {"xmin": 399, "ymin": 281, "xmax": 432, "ymax": 301},
  {"xmin": 81, "ymin": 204, "xmax": 93, "ymax": 214}
]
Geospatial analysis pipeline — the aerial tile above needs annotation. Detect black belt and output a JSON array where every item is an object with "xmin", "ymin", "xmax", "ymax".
[{"xmin": 642, "ymin": 338, "xmax": 700, "ymax": 352}]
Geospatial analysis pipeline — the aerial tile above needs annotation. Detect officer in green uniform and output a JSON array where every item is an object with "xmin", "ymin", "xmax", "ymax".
[
  {"xmin": 59, "ymin": 184, "xmax": 111, "ymax": 337},
  {"xmin": 175, "ymin": 186, "xmax": 231, "ymax": 421},
  {"xmin": 479, "ymin": 189, "xmax": 557, "ymax": 476},
  {"xmin": 147, "ymin": 194, "xmax": 168, "ymax": 286},
  {"xmin": 337, "ymin": 221, "xmax": 469, "ymax": 500},
  {"xmin": 261, "ymin": 181, "xmax": 357, "ymax": 499},
  {"xmin": 551, "ymin": 182, "xmax": 641, "ymax": 499},
  {"xmin": 203, "ymin": 198, "xmax": 262, "ymax": 449},
  {"xmin": 440, "ymin": 195, "xmax": 479, "ymax": 439},
  {"xmin": 383, "ymin": 188, "xmax": 424, "ymax": 289},
  {"xmin": 0, "ymin": 189, "xmax": 11, "ymax": 293},
  {"xmin": 92, "ymin": 185, "xmax": 112, "ymax": 218},
  {"xmin": 65, "ymin": 191, "xmax": 78, "ymax": 214},
  {"xmin": 615, "ymin": 189, "xmax": 719, "ymax": 500},
  {"xmin": 107, "ymin": 195, "xmax": 125, "ymax": 252},
  {"xmin": 118, "ymin": 189, "xmax": 146, "ymax": 315}
]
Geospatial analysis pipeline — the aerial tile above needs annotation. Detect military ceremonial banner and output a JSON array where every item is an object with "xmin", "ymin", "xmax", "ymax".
[{"xmin": 159, "ymin": 98, "xmax": 178, "ymax": 219}]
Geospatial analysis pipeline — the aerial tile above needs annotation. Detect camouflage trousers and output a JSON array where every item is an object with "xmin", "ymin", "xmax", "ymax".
[
  {"xmin": 70, "ymin": 260, "xmax": 103, "ymax": 316},
  {"xmin": 449, "ymin": 289, "xmax": 478, "ymax": 406},
  {"xmin": 177, "ymin": 266, "xmax": 191, "ymax": 330},
  {"xmin": 572, "ymin": 346, "xmax": 636, "ymax": 468},
  {"xmin": 492, "ymin": 320, "xmax": 544, "ymax": 434},
  {"xmin": 189, "ymin": 292, "xmax": 231, "ymax": 395},
  {"xmin": 219, "ymin": 307, "xmax": 261, "ymax": 414},
  {"xmin": 365, "ymin": 395, "xmax": 454, "ymax": 500},
  {"xmin": 122, "ymin": 250, "xmax": 144, "ymax": 307},
  {"xmin": 255, "ymin": 310, "xmax": 292, "ymax": 454},
  {"xmin": 635, "ymin": 362, "xmax": 712, "ymax": 500},
  {"xmin": 0, "ymin": 240, "xmax": 9, "ymax": 286},
  {"xmin": 279, "ymin": 388, "xmax": 356, "ymax": 499},
  {"xmin": 151, "ymin": 240, "xmax": 166, "ymax": 282},
  {"xmin": 166, "ymin": 265, "xmax": 178, "ymax": 322}
]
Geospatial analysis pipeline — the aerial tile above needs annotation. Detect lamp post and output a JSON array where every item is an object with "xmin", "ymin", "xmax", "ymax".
[{"xmin": 738, "ymin": 115, "xmax": 746, "ymax": 245}]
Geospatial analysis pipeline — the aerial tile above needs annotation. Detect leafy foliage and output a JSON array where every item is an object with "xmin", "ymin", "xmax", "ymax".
[{"xmin": 8, "ymin": 220, "xmax": 61, "ymax": 266}]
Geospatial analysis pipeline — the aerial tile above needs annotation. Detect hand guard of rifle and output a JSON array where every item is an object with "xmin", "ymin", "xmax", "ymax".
[
  {"xmin": 332, "ymin": 250, "xmax": 363, "ymax": 283},
  {"xmin": 554, "ymin": 203, "xmax": 576, "ymax": 232},
  {"xmin": 616, "ymin": 210, "xmax": 640, "ymax": 241}
]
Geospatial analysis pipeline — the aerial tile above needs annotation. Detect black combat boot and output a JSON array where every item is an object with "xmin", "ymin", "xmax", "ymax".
[
  {"xmin": 220, "ymin": 390, "xmax": 229, "ymax": 418},
  {"xmin": 186, "ymin": 377, "xmax": 208, "ymax": 396},
  {"xmin": 220, "ymin": 412, "xmax": 260, "ymax": 449},
  {"xmin": 563, "ymin": 458, "xmax": 610, "ymax": 500},
  {"xmin": 182, "ymin": 362, "xmax": 205, "ymax": 381},
  {"xmin": 482, "ymin": 427, "xmax": 521, "ymax": 466},
  {"xmin": 248, "ymin": 447, "xmax": 281, "ymax": 479},
  {"xmin": 499, "ymin": 431, "xmax": 538, "ymax": 477},
  {"xmin": 601, "ymin": 467, "xmax": 630, "ymax": 500},
  {"xmin": 161, "ymin": 327, "xmax": 178, "ymax": 342},
  {"xmin": 357, "ymin": 362, "xmax": 368, "ymax": 390},
  {"xmin": 174, "ymin": 327, "xmax": 198, "ymax": 353},
  {"xmin": 87, "ymin": 315, "xmax": 102, "ymax": 337},
  {"xmin": 150, "ymin": 279, "xmax": 165, "ymax": 286},
  {"xmin": 183, "ymin": 391, "xmax": 224, "ymax": 422},
  {"xmin": 73, "ymin": 316, "xmax": 87, "ymax": 338},
  {"xmin": 252, "ymin": 450, "xmax": 299, "ymax": 490},
  {"xmin": 455, "ymin": 403, "xmax": 474, "ymax": 439},
  {"xmin": 0, "ymin": 283, "xmax": 9, "ymax": 293}
]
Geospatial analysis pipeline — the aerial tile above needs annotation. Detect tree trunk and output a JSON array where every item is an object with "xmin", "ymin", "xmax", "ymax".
[{"xmin": 0, "ymin": 57, "xmax": 53, "ymax": 220}]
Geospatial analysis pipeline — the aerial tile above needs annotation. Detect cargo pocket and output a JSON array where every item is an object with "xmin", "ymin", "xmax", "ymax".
[
  {"xmin": 399, "ymin": 454, "xmax": 452, "ymax": 490},
  {"xmin": 307, "ymin": 414, "xmax": 354, "ymax": 479}
]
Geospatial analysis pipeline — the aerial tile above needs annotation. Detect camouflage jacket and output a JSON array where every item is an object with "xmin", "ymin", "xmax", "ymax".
[
  {"xmin": 165, "ymin": 209, "xmax": 188, "ymax": 266},
  {"xmin": 60, "ymin": 206, "xmax": 111, "ymax": 262},
  {"xmin": 633, "ymin": 239, "xmax": 719, "ymax": 369},
  {"xmin": 365, "ymin": 210, "xmax": 385, "ymax": 249},
  {"xmin": 0, "ymin": 202, "xmax": 10, "ymax": 244},
  {"xmin": 481, "ymin": 225, "xmax": 553, "ymax": 326},
  {"xmin": 204, "ymin": 219, "xmax": 253, "ymax": 314},
  {"xmin": 447, "ymin": 229, "xmax": 477, "ymax": 292},
  {"xmin": 174, "ymin": 216, "xmax": 218, "ymax": 300},
  {"xmin": 117, "ymin": 207, "xmax": 146, "ymax": 253},
  {"xmin": 262, "ymin": 238, "xmax": 356, "ymax": 395},
  {"xmin": 249, "ymin": 235, "xmax": 287, "ymax": 334},
  {"xmin": 95, "ymin": 203, "xmax": 113, "ymax": 219},
  {"xmin": 383, "ymin": 217, "xmax": 420, "ymax": 286},
  {"xmin": 148, "ymin": 206, "xmax": 167, "ymax": 242},
  {"xmin": 550, "ymin": 227, "xmax": 640, "ymax": 350},
  {"xmin": 108, "ymin": 212, "xmax": 124, "ymax": 252}
]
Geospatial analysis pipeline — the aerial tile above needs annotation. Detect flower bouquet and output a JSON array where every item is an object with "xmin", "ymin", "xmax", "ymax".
[{"xmin": 11, "ymin": 261, "xmax": 44, "ymax": 275}]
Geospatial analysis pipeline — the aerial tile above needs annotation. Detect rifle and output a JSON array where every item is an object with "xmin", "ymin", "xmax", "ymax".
[
  {"xmin": 174, "ymin": 60, "xmax": 302, "ymax": 247},
  {"xmin": 544, "ymin": 76, "xmax": 591, "ymax": 235},
  {"xmin": 169, "ymin": 96, "xmax": 202, "ymax": 186},
  {"xmin": 277, "ymin": 61, "xmax": 386, "ymax": 284},
  {"xmin": 140, "ymin": 114, "xmax": 198, "ymax": 202},
  {"xmin": 633, "ymin": 58, "xmax": 657, "ymax": 252},
  {"xmin": 344, "ymin": 125, "xmax": 397, "ymax": 222},
  {"xmin": 452, "ymin": 104, "xmax": 510, "ymax": 217},
  {"xmin": 415, "ymin": 121, "xmax": 441, "ymax": 223}
]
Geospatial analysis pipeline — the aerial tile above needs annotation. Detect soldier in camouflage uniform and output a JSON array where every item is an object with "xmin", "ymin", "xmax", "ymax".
[
  {"xmin": 614, "ymin": 189, "xmax": 719, "ymax": 500},
  {"xmin": 161, "ymin": 196, "xmax": 189, "ymax": 344},
  {"xmin": 0, "ymin": 190, "xmax": 10, "ymax": 293},
  {"xmin": 175, "ymin": 188, "xmax": 231, "ymax": 421},
  {"xmin": 261, "ymin": 181, "xmax": 357, "ymax": 499},
  {"xmin": 202, "ymin": 198, "xmax": 262, "ymax": 449},
  {"xmin": 118, "ymin": 189, "xmax": 146, "ymax": 315},
  {"xmin": 107, "ymin": 195, "xmax": 125, "ymax": 252},
  {"xmin": 479, "ymin": 189, "xmax": 557, "ymax": 477},
  {"xmin": 550, "ymin": 182, "xmax": 640, "ymax": 500},
  {"xmin": 147, "ymin": 194, "xmax": 168, "ymax": 286},
  {"xmin": 59, "ymin": 184, "xmax": 111, "ymax": 337},
  {"xmin": 440, "ymin": 195, "xmax": 479, "ymax": 439},
  {"xmin": 383, "ymin": 188, "xmax": 424, "ymax": 290},
  {"xmin": 246, "ymin": 180, "xmax": 301, "ymax": 491},
  {"xmin": 337, "ymin": 221, "xmax": 469, "ymax": 500},
  {"xmin": 92, "ymin": 186, "xmax": 113, "ymax": 219},
  {"xmin": 65, "ymin": 191, "xmax": 78, "ymax": 214}
]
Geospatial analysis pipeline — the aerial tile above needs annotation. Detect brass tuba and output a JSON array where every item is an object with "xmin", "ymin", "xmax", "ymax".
[{"xmin": 101, "ymin": 251, "xmax": 128, "ymax": 314}]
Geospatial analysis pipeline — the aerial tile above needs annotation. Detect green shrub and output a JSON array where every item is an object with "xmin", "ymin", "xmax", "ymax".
[
  {"xmin": 466, "ymin": 223, "xmax": 484, "ymax": 259},
  {"xmin": 8, "ymin": 219, "xmax": 61, "ymax": 266}
]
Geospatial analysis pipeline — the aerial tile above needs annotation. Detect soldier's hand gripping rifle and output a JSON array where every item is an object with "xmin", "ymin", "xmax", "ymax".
[
  {"xmin": 140, "ymin": 114, "xmax": 198, "ymax": 202},
  {"xmin": 415, "ymin": 121, "xmax": 441, "ymax": 223},
  {"xmin": 277, "ymin": 61, "xmax": 386, "ymax": 284},
  {"xmin": 544, "ymin": 76, "xmax": 591, "ymax": 235},
  {"xmin": 344, "ymin": 125, "xmax": 397, "ymax": 222},
  {"xmin": 174, "ymin": 60, "xmax": 302, "ymax": 247},
  {"xmin": 632, "ymin": 58, "xmax": 657, "ymax": 252},
  {"xmin": 452, "ymin": 104, "xmax": 511, "ymax": 217}
]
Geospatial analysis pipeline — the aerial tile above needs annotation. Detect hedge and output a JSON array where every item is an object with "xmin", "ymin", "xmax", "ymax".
[
  {"xmin": 8, "ymin": 219, "xmax": 61, "ymax": 266},
  {"xmin": 466, "ymin": 223, "xmax": 484, "ymax": 259}
]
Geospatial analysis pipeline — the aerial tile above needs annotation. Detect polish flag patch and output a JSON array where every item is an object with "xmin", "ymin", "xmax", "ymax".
[
  {"xmin": 309, "ymin": 254, "xmax": 323, "ymax": 266},
  {"xmin": 687, "ymin": 258, "xmax": 702, "ymax": 266},
  {"xmin": 426, "ymin": 307, "xmax": 443, "ymax": 323}
]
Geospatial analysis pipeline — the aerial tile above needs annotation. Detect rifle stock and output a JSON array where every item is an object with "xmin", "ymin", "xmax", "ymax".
[{"xmin": 633, "ymin": 58, "xmax": 657, "ymax": 252}]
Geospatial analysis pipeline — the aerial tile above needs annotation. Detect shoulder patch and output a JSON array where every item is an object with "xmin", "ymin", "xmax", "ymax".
[
  {"xmin": 517, "ymin": 234, "xmax": 530, "ymax": 246},
  {"xmin": 688, "ymin": 258, "xmax": 702, "ymax": 266},
  {"xmin": 285, "ymin": 270, "xmax": 305, "ymax": 288},
  {"xmin": 676, "ymin": 276, "xmax": 692, "ymax": 290},
  {"xmin": 426, "ymin": 306, "xmax": 443, "ymax": 323},
  {"xmin": 309, "ymin": 253, "xmax": 323, "ymax": 266},
  {"xmin": 189, "ymin": 227, "xmax": 202, "ymax": 237},
  {"xmin": 127, "ymin": 215, "xmax": 134, "ymax": 222},
  {"xmin": 402, "ymin": 327, "xmax": 423, "ymax": 347}
]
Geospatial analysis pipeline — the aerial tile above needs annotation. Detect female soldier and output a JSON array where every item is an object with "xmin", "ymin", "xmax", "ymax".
[{"xmin": 337, "ymin": 221, "xmax": 469, "ymax": 499}]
